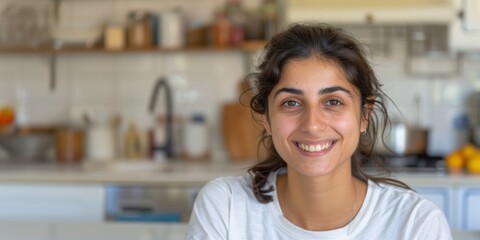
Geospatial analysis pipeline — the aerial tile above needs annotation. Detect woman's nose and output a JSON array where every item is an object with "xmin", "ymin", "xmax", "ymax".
[{"xmin": 300, "ymin": 107, "xmax": 327, "ymax": 133}]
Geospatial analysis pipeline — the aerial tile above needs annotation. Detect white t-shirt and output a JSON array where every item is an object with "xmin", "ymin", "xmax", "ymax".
[{"xmin": 186, "ymin": 168, "xmax": 452, "ymax": 240}]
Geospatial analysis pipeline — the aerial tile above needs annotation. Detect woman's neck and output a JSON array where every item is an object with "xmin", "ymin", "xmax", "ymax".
[{"xmin": 277, "ymin": 167, "xmax": 364, "ymax": 231}]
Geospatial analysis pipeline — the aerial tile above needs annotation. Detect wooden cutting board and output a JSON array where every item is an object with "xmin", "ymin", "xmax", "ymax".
[{"xmin": 221, "ymin": 103, "xmax": 263, "ymax": 161}]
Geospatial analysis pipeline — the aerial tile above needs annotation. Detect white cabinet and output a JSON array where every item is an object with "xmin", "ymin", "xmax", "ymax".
[
  {"xmin": 449, "ymin": 0, "xmax": 480, "ymax": 50},
  {"xmin": 413, "ymin": 186, "xmax": 454, "ymax": 226},
  {"xmin": 412, "ymin": 184, "xmax": 480, "ymax": 231},
  {"xmin": 457, "ymin": 187, "xmax": 480, "ymax": 231},
  {"xmin": 0, "ymin": 183, "xmax": 105, "ymax": 222},
  {"xmin": 0, "ymin": 222, "xmax": 52, "ymax": 240},
  {"xmin": 286, "ymin": 0, "xmax": 452, "ymax": 24}
]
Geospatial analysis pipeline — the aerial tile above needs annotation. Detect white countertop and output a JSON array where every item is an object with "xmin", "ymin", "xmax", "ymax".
[
  {"xmin": 0, "ymin": 160, "xmax": 252, "ymax": 186},
  {"xmin": 0, "ymin": 159, "xmax": 480, "ymax": 187}
]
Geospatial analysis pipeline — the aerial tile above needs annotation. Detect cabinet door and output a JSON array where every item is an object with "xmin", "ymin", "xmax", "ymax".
[
  {"xmin": 458, "ymin": 188, "xmax": 480, "ymax": 230},
  {"xmin": 413, "ymin": 186, "xmax": 452, "ymax": 226},
  {"xmin": 450, "ymin": 0, "xmax": 480, "ymax": 50},
  {"xmin": 0, "ymin": 183, "xmax": 105, "ymax": 222}
]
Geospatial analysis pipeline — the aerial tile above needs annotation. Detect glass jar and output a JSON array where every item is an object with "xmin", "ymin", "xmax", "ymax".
[
  {"xmin": 212, "ymin": 10, "xmax": 230, "ymax": 47},
  {"xmin": 127, "ymin": 10, "xmax": 152, "ymax": 49},
  {"xmin": 55, "ymin": 128, "xmax": 85, "ymax": 163}
]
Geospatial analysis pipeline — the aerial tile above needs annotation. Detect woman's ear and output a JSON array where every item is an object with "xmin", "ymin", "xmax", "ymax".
[
  {"xmin": 262, "ymin": 114, "xmax": 271, "ymax": 135},
  {"xmin": 361, "ymin": 97, "xmax": 375, "ymax": 132}
]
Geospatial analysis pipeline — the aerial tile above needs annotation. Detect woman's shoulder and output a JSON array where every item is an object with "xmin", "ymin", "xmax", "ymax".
[
  {"xmin": 198, "ymin": 173, "xmax": 253, "ymax": 198},
  {"xmin": 368, "ymin": 179, "xmax": 440, "ymax": 213},
  {"xmin": 370, "ymin": 180, "xmax": 420, "ymax": 200},
  {"xmin": 355, "ymin": 180, "xmax": 451, "ymax": 239}
]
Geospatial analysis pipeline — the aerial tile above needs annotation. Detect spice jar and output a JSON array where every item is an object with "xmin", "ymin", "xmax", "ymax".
[
  {"xmin": 127, "ymin": 10, "xmax": 152, "ymax": 49},
  {"xmin": 104, "ymin": 23, "xmax": 125, "ymax": 50},
  {"xmin": 212, "ymin": 10, "xmax": 230, "ymax": 47},
  {"xmin": 55, "ymin": 128, "xmax": 85, "ymax": 163}
]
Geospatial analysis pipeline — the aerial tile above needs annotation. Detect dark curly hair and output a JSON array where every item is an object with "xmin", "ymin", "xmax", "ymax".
[{"xmin": 246, "ymin": 22, "xmax": 409, "ymax": 203}]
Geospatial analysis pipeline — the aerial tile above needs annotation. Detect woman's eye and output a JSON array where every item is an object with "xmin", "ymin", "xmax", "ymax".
[
  {"xmin": 326, "ymin": 99, "xmax": 342, "ymax": 106},
  {"xmin": 282, "ymin": 100, "xmax": 301, "ymax": 107}
]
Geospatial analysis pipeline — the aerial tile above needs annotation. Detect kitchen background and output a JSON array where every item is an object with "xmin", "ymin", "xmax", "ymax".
[
  {"xmin": 1, "ymin": 0, "xmax": 480, "ymax": 238},
  {"xmin": 0, "ymin": 0, "xmax": 479, "ymax": 161}
]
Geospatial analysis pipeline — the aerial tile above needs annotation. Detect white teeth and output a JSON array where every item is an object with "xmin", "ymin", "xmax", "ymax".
[{"xmin": 298, "ymin": 142, "xmax": 332, "ymax": 152}]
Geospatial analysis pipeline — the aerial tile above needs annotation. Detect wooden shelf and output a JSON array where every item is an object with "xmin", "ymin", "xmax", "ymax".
[
  {"xmin": 0, "ymin": 40, "xmax": 267, "ymax": 55},
  {"xmin": 0, "ymin": 40, "xmax": 267, "ymax": 92},
  {"xmin": 0, "ymin": 47, "xmax": 53, "ymax": 54}
]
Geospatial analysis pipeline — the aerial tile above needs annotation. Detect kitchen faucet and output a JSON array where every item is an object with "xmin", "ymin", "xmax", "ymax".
[{"xmin": 148, "ymin": 76, "xmax": 174, "ymax": 158}]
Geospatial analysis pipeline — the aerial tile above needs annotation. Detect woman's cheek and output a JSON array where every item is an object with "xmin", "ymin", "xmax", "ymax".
[
  {"xmin": 273, "ymin": 116, "xmax": 297, "ymax": 135},
  {"xmin": 331, "ymin": 111, "xmax": 358, "ymax": 128}
]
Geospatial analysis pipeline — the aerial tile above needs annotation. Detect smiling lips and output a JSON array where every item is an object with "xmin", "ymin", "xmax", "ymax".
[{"xmin": 297, "ymin": 141, "xmax": 335, "ymax": 153}]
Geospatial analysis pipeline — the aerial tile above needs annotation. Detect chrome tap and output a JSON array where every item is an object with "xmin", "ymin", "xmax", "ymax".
[{"xmin": 148, "ymin": 76, "xmax": 174, "ymax": 158}]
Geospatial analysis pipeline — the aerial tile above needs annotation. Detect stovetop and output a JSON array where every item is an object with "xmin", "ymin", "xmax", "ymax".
[{"xmin": 368, "ymin": 155, "xmax": 446, "ymax": 173}]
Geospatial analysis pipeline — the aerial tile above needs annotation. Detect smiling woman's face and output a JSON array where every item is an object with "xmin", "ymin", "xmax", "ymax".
[{"xmin": 263, "ymin": 57, "xmax": 368, "ymax": 177}]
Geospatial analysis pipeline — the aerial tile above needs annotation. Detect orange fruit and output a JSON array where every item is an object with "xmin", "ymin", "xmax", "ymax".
[
  {"xmin": 446, "ymin": 151, "xmax": 465, "ymax": 173},
  {"xmin": 462, "ymin": 144, "xmax": 479, "ymax": 159},
  {"xmin": 466, "ymin": 155, "xmax": 480, "ymax": 174},
  {"xmin": 0, "ymin": 106, "xmax": 15, "ymax": 126}
]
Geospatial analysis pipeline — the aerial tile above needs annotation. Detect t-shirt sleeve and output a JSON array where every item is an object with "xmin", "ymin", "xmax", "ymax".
[
  {"xmin": 185, "ymin": 178, "xmax": 232, "ymax": 240},
  {"xmin": 408, "ymin": 207, "xmax": 453, "ymax": 240}
]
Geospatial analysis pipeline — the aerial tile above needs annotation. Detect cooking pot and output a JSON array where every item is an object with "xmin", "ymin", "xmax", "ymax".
[{"xmin": 374, "ymin": 123, "xmax": 428, "ymax": 156}]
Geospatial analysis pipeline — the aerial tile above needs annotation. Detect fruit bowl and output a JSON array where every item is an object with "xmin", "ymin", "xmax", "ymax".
[{"xmin": 0, "ymin": 133, "xmax": 55, "ymax": 161}]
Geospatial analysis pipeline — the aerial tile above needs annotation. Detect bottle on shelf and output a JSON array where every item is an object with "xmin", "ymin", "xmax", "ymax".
[
  {"xmin": 212, "ymin": 9, "xmax": 231, "ymax": 48},
  {"xmin": 124, "ymin": 120, "xmax": 143, "ymax": 159},
  {"xmin": 261, "ymin": 0, "xmax": 278, "ymax": 40},
  {"xmin": 226, "ymin": 0, "xmax": 245, "ymax": 47}
]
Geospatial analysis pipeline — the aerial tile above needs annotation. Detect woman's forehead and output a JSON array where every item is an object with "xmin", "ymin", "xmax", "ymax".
[{"xmin": 277, "ymin": 57, "xmax": 361, "ymax": 95}]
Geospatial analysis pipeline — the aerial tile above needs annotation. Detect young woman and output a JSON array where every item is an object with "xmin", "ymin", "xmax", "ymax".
[{"xmin": 186, "ymin": 23, "xmax": 452, "ymax": 239}]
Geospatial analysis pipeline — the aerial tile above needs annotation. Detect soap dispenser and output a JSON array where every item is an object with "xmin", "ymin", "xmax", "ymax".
[{"xmin": 124, "ymin": 120, "xmax": 142, "ymax": 159}]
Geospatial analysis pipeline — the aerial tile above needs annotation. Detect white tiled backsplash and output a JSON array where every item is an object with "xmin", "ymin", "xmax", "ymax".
[
  {"xmin": 0, "ymin": 0, "xmax": 260, "ymax": 161},
  {"xmin": 0, "ymin": 51, "xmax": 248, "ymax": 160},
  {"xmin": 1, "ymin": 0, "xmax": 480, "ymax": 159}
]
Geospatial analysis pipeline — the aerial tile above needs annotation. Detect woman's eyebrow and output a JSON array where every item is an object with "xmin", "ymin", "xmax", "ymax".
[
  {"xmin": 319, "ymin": 86, "xmax": 353, "ymax": 98},
  {"xmin": 273, "ymin": 87, "xmax": 303, "ymax": 99},
  {"xmin": 273, "ymin": 86, "xmax": 352, "ymax": 99}
]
